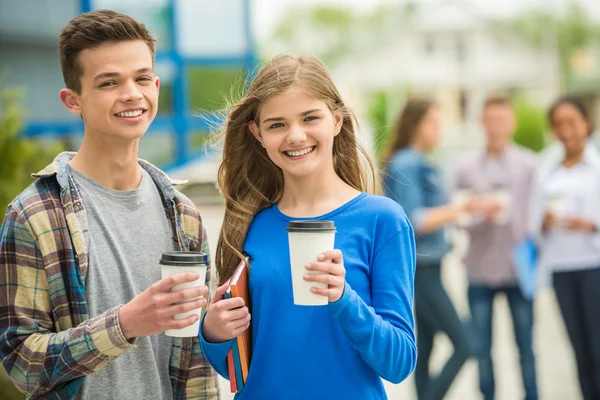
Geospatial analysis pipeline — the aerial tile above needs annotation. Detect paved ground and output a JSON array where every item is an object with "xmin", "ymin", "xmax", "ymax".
[{"xmin": 196, "ymin": 203, "xmax": 581, "ymax": 400}]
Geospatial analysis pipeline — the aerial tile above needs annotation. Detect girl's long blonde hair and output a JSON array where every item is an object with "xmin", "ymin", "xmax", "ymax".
[{"xmin": 215, "ymin": 54, "xmax": 377, "ymax": 284}]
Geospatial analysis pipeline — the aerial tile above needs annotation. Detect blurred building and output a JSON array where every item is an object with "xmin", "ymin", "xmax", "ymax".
[
  {"xmin": 334, "ymin": 1, "xmax": 560, "ymax": 128},
  {"xmin": 567, "ymin": 43, "xmax": 600, "ymax": 124},
  {"xmin": 0, "ymin": 0, "xmax": 256, "ymax": 173}
]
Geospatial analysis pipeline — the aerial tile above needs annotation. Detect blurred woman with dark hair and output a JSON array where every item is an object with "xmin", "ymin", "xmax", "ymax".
[
  {"xmin": 529, "ymin": 96, "xmax": 600, "ymax": 400},
  {"xmin": 383, "ymin": 99, "xmax": 480, "ymax": 400}
]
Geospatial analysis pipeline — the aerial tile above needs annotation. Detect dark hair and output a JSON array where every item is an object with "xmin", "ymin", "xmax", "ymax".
[
  {"xmin": 384, "ymin": 98, "xmax": 437, "ymax": 161},
  {"xmin": 548, "ymin": 96, "xmax": 594, "ymax": 136},
  {"xmin": 483, "ymin": 95, "xmax": 512, "ymax": 111},
  {"xmin": 59, "ymin": 9, "xmax": 157, "ymax": 94}
]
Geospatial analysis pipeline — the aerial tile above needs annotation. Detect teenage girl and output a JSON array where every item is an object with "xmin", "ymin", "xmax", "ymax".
[{"xmin": 199, "ymin": 54, "xmax": 417, "ymax": 399}]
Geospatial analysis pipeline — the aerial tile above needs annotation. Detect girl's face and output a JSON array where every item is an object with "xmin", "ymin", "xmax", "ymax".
[
  {"xmin": 551, "ymin": 103, "xmax": 590, "ymax": 155},
  {"xmin": 249, "ymin": 88, "xmax": 343, "ymax": 181},
  {"xmin": 416, "ymin": 105, "xmax": 442, "ymax": 151}
]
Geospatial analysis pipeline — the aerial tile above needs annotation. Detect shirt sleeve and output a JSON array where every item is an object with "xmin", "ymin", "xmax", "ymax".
[
  {"xmin": 184, "ymin": 223, "xmax": 221, "ymax": 398},
  {"xmin": 328, "ymin": 225, "xmax": 417, "ymax": 384},
  {"xmin": 0, "ymin": 205, "xmax": 135, "ymax": 397},
  {"xmin": 384, "ymin": 160, "xmax": 426, "ymax": 231},
  {"xmin": 198, "ymin": 313, "xmax": 234, "ymax": 379}
]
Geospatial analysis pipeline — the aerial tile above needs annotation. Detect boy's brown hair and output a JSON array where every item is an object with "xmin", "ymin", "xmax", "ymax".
[
  {"xmin": 58, "ymin": 9, "xmax": 157, "ymax": 94},
  {"xmin": 483, "ymin": 95, "xmax": 512, "ymax": 111}
]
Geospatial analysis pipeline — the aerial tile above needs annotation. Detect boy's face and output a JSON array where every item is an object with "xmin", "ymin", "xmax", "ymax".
[{"xmin": 60, "ymin": 40, "xmax": 159, "ymax": 142}]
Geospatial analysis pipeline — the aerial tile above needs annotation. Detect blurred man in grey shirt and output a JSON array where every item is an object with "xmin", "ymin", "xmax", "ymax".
[{"xmin": 453, "ymin": 96, "xmax": 538, "ymax": 400}]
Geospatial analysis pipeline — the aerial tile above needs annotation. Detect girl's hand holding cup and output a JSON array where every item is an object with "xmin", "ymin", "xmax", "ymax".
[{"xmin": 303, "ymin": 249, "xmax": 346, "ymax": 303}]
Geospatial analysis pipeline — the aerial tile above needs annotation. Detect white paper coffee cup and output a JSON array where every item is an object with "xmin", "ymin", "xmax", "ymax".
[
  {"xmin": 160, "ymin": 251, "xmax": 208, "ymax": 337},
  {"xmin": 492, "ymin": 189, "xmax": 512, "ymax": 225},
  {"xmin": 287, "ymin": 220, "xmax": 336, "ymax": 306}
]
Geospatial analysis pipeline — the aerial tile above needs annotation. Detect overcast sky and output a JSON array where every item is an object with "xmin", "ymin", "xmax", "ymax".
[{"xmin": 251, "ymin": 0, "xmax": 600, "ymax": 40}]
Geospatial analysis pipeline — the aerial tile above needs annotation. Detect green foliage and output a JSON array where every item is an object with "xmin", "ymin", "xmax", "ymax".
[
  {"xmin": 268, "ymin": 3, "xmax": 419, "ymax": 68},
  {"xmin": 367, "ymin": 91, "xmax": 391, "ymax": 163},
  {"xmin": 188, "ymin": 67, "xmax": 247, "ymax": 112},
  {"xmin": 270, "ymin": 5, "xmax": 358, "ymax": 67},
  {"xmin": 157, "ymin": 67, "xmax": 246, "ymax": 115},
  {"xmin": 505, "ymin": 4, "xmax": 600, "ymax": 89},
  {"xmin": 0, "ymin": 86, "xmax": 63, "ymax": 220},
  {"xmin": 512, "ymin": 100, "xmax": 547, "ymax": 152}
]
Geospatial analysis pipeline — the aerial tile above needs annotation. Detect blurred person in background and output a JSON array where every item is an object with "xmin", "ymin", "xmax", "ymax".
[
  {"xmin": 453, "ymin": 96, "xmax": 538, "ymax": 400},
  {"xmin": 383, "ymin": 99, "xmax": 484, "ymax": 400},
  {"xmin": 529, "ymin": 96, "xmax": 600, "ymax": 400}
]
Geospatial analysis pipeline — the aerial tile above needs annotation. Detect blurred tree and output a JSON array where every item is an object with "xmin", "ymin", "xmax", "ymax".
[
  {"xmin": 0, "ymin": 85, "xmax": 60, "ymax": 398},
  {"xmin": 505, "ymin": 4, "xmax": 600, "ymax": 90},
  {"xmin": 512, "ymin": 99, "xmax": 547, "ymax": 152},
  {"xmin": 367, "ymin": 91, "xmax": 391, "ymax": 164},
  {"xmin": 267, "ymin": 2, "xmax": 418, "ymax": 68},
  {"xmin": 0, "ymin": 85, "xmax": 63, "ymax": 220}
]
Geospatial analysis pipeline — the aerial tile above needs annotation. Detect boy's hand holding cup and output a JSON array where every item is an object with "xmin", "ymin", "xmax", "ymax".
[{"xmin": 119, "ymin": 252, "xmax": 210, "ymax": 339}]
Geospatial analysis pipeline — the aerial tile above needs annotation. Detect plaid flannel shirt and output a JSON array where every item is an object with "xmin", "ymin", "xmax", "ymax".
[{"xmin": 0, "ymin": 152, "xmax": 220, "ymax": 399}]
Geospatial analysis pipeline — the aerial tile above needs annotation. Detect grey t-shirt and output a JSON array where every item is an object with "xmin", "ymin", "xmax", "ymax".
[{"xmin": 71, "ymin": 166, "xmax": 175, "ymax": 400}]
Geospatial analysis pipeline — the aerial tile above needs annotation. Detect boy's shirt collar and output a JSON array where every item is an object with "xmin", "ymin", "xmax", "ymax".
[{"xmin": 32, "ymin": 151, "xmax": 188, "ymax": 200}]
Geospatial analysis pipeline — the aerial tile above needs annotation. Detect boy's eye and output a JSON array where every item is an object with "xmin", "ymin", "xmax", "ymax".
[
  {"xmin": 99, "ymin": 81, "xmax": 116, "ymax": 88},
  {"xmin": 269, "ymin": 123, "xmax": 284, "ymax": 129},
  {"xmin": 137, "ymin": 76, "xmax": 153, "ymax": 82}
]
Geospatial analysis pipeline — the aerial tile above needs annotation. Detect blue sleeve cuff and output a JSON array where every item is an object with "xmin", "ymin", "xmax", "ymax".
[
  {"xmin": 199, "ymin": 312, "xmax": 234, "ymax": 367},
  {"xmin": 328, "ymin": 281, "xmax": 353, "ymax": 316}
]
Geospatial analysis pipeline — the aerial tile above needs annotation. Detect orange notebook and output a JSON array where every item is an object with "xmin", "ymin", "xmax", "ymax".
[
  {"xmin": 223, "ymin": 276, "xmax": 239, "ymax": 392},
  {"xmin": 226, "ymin": 258, "xmax": 251, "ymax": 387},
  {"xmin": 227, "ymin": 353, "xmax": 237, "ymax": 392}
]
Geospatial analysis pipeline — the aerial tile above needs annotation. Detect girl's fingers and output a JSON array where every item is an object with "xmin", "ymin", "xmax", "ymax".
[
  {"xmin": 317, "ymin": 249, "xmax": 343, "ymax": 263},
  {"xmin": 305, "ymin": 261, "xmax": 345, "ymax": 276},
  {"xmin": 303, "ymin": 273, "xmax": 343, "ymax": 288}
]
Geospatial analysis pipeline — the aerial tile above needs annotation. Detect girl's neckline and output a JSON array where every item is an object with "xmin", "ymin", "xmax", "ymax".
[{"xmin": 272, "ymin": 192, "xmax": 368, "ymax": 221}]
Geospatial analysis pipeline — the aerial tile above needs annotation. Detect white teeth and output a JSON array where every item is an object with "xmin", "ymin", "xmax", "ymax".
[
  {"xmin": 116, "ymin": 110, "xmax": 143, "ymax": 117},
  {"xmin": 286, "ymin": 147, "xmax": 314, "ymax": 157}
]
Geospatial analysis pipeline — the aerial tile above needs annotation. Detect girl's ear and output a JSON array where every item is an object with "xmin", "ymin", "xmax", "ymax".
[
  {"xmin": 333, "ymin": 113, "xmax": 343, "ymax": 136},
  {"xmin": 249, "ymin": 121, "xmax": 264, "ymax": 147}
]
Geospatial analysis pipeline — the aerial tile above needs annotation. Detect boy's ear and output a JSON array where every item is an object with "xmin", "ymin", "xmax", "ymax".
[
  {"xmin": 249, "ymin": 121, "xmax": 264, "ymax": 147},
  {"xmin": 59, "ymin": 89, "xmax": 82, "ymax": 116}
]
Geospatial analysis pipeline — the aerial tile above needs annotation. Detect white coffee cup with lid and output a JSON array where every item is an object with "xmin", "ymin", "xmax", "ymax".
[
  {"xmin": 287, "ymin": 220, "xmax": 337, "ymax": 306},
  {"xmin": 159, "ymin": 251, "xmax": 208, "ymax": 337}
]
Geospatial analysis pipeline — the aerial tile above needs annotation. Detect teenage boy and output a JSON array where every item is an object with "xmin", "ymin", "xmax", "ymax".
[{"xmin": 0, "ymin": 9, "xmax": 219, "ymax": 400}]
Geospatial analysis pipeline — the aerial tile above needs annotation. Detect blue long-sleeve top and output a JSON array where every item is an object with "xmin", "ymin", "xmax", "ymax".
[
  {"xmin": 200, "ymin": 193, "xmax": 417, "ymax": 399},
  {"xmin": 383, "ymin": 148, "xmax": 450, "ymax": 264}
]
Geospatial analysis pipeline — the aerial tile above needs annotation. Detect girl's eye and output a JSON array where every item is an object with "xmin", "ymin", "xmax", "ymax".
[
  {"xmin": 304, "ymin": 116, "xmax": 318, "ymax": 122},
  {"xmin": 269, "ymin": 123, "xmax": 284, "ymax": 129}
]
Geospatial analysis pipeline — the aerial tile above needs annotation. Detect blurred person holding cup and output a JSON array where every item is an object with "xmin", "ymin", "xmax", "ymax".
[
  {"xmin": 383, "ymin": 99, "xmax": 488, "ymax": 400},
  {"xmin": 453, "ymin": 96, "xmax": 539, "ymax": 400},
  {"xmin": 529, "ymin": 96, "xmax": 600, "ymax": 400}
]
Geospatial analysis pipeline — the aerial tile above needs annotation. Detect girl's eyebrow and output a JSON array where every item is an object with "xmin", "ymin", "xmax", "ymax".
[{"xmin": 262, "ymin": 108, "xmax": 322, "ymax": 124}]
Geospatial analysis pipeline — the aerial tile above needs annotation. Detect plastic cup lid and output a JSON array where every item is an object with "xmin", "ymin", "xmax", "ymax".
[
  {"xmin": 286, "ymin": 220, "xmax": 337, "ymax": 232},
  {"xmin": 159, "ymin": 251, "xmax": 209, "ymax": 266}
]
